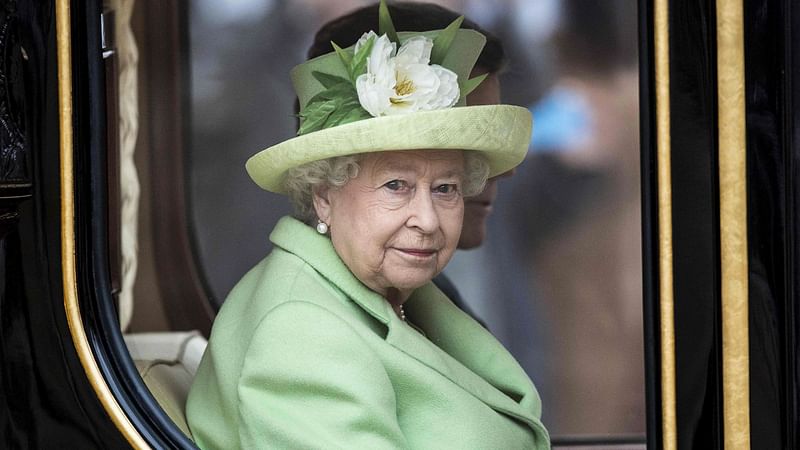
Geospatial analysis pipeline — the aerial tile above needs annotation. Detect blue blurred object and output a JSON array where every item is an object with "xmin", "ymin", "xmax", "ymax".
[{"xmin": 529, "ymin": 86, "xmax": 593, "ymax": 153}]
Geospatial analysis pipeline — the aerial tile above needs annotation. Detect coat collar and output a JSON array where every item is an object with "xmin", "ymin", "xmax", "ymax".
[
  {"xmin": 270, "ymin": 217, "xmax": 548, "ymax": 438},
  {"xmin": 402, "ymin": 283, "xmax": 548, "ymax": 436},
  {"xmin": 270, "ymin": 216, "xmax": 394, "ymax": 324}
]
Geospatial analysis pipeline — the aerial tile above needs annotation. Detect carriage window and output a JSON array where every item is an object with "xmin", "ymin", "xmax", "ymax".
[{"xmin": 165, "ymin": 0, "xmax": 644, "ymax": 444}]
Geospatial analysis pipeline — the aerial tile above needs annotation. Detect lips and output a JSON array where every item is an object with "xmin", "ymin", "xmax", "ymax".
[
  {"xmin": 396, "ymin": 248, "xmax": 437, "ymax": 258},
  {"xmin": 391, "ymin": 247, "xmax": 441, "ymax": 263}
]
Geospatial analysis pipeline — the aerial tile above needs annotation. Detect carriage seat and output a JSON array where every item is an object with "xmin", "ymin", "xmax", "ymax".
[{"xmin": 124, "ymin": 331, "xmax": 207, "ymax": 438}]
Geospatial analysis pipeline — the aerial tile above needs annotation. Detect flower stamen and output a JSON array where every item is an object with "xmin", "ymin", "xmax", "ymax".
[{"xmin": 394, "ymin": 78, "xmax": 415, "ymax": 96}]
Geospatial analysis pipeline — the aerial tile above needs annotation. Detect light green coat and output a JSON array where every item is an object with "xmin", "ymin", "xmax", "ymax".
[{"xmin": 186, "ymin": 216, "xmax": 550, "ymax": 449}]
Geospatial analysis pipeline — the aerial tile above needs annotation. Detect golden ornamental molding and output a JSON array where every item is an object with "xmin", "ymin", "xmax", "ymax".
[
  {"xmin": 56, "ymin": 0, "xmax": 150, "ymax": 447},
  {"xmin": 654, "ymin": 0, "xmax": 677, "ymax": 449},
  {"xmin": 716, "ymin": 0, "xmax": 750, "ymax": 448}
]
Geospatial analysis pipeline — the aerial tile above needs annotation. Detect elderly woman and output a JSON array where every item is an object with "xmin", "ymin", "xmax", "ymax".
[
  {"xmin": 306, "ymin": 1, "xmax": 512, "ymax": 326},
  {"xmin": 186, "ymin": 2, "xmax": 549, "ymax": 448}
]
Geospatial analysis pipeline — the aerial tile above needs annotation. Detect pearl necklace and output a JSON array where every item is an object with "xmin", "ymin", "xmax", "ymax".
[{"xmin": 398, "ymin": 304, "xmax": 406, "ymax": 321}]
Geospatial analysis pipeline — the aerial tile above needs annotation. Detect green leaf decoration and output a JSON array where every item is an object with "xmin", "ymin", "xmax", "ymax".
[
  {"xmin": 460, "ymin": 73, "xmax": 488, "ymax": 98},
  {"xmin": 349, "ymin": 34, "xmax": 375, "ymax": 81},
  {"xmin": 430, "ymin": 16, "xmax": 464, "ymax": 65},
  {"xmin": 297, "ymin": 74, "xmax": 370, "ymax": 135},
  {"xmin": 312, "ymin": 71, "xmax": 351, "ymax": 89},
  {"xmin": 340, "ymin": 105, "xmax": 372, "ymax": 125},
  {"xmin": 297, "ymin": 100, "xmax": 337, "ymax": 135},
  {"xmin": 322, "ymin": 83, "xmax": 358, "ymax": 101},
  {"xmin": 332, "ymin": 42, "xmax": 352, "ymax": 70},
  {"xmin": 323, "ymin": 98, "xmax": 370, "ymax": 129},
  {"xmin": 304, "ymin": 90, "xmax": 333, "ymax": 106},
  {"xmin": 322, "ymin": 100, "xmax": 357, "ymax": 128},
  {"xmin": 378, "ymin": 0, "xmax": 400, "ymax": 44}
]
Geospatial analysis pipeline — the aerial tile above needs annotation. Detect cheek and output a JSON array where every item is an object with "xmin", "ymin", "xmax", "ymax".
[
  {"xmin": 332, "ymin": 202, "xmax": 403, "ymax": 263},
  {"xmin": 440, "ymin": 203, "xmax": 465, "ymax": 246},
  {"xmin": 354, "ymin": 211, "xmax": 397, "ymax": 252}
]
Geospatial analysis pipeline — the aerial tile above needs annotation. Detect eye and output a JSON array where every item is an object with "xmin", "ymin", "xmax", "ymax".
[
  {"xmin": 434, "ymin": 183, "xmax": 458, "ymax": 195},
  {"xmin": 383, "ymin": 180, "xmax": 407, "ymax": 191}
]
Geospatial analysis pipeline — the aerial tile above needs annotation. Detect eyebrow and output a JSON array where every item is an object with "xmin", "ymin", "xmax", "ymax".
[{"xmin": 373, "ymin": 161, "xmax": 464, "ymax": 179}]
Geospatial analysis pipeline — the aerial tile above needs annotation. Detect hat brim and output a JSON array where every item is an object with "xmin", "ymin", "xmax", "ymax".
[{"xmin": 246, "ymin": 104, "xmax": 532, "ymax": 193}]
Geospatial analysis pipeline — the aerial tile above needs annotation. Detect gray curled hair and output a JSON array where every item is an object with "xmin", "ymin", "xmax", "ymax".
[{"xmin": 284, "ymin": 151, "xmax": 491, "ymax": 223}]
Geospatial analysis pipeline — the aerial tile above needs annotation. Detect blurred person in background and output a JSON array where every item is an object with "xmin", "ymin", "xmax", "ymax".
[{"xmin": 495, "ymin": 0, "xmax": 643, "ymax": 434}]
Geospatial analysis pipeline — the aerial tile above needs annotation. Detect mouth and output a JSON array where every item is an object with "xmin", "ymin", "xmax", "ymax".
[{"xmin": 394, "ymin": 248, "xmax": 438, "ymax": 259}]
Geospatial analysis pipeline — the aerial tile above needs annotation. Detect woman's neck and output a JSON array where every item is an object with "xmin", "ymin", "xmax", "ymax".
[{"xmin": 385, "ymin": 287, "xmax": 410, "ymax": 319}]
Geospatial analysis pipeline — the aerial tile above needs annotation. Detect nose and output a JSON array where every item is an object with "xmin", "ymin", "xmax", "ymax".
[{"xmin": 406, "ymin": 189, "xmax": 439, "ymax": 233}]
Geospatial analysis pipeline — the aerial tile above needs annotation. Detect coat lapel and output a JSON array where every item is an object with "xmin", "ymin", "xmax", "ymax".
[
  {"xmin": 271, "ymin": 217, "xmax": 546, "ymax": 437},
  {"xmin": 270, "ymin": 217, "xmax": 394, "ymax": 325},
  {"xmin": 391, "ymin": 283, "xmax": 547, "ymax": 435}
]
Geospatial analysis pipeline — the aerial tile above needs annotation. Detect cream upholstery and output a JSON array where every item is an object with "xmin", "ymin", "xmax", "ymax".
[{"xmin": 125, "ymin": 331, "xmax": 208, "ymax": 437}]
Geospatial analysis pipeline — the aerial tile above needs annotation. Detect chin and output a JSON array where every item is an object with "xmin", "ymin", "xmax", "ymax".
[{"xmin": 387, "ymin": 272, "xmax": 438, "ymax": 291}]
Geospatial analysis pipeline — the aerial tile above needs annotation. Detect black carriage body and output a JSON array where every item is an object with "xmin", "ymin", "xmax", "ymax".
[
  {"xmin": 640, "ymin": 0, "xmax": 800, "ymax": 447},
  {"xmin": 0, "ymin": 1, "xmax": 191, "ymax": 448},
  {"xmin": 0, "ymin": 0, "xmax": 798, "ymax": 448}
]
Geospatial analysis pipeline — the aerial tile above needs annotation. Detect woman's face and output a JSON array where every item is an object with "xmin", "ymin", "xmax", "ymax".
[{"xmin": 314, "ymin": 150, "xmax": 465, "ymax": 300}]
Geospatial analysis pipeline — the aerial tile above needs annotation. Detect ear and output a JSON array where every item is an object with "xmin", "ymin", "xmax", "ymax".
[{"xmin": 312, "ymin": 185, "xmax": 332, "ymax": 223}]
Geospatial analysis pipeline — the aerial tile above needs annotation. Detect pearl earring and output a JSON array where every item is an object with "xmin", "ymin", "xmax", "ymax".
[{"xmin": 316, "ymin": 220, "xmax": 329, "ymax": 234}]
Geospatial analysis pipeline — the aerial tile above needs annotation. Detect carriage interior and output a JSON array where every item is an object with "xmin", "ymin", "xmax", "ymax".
[{"xmin": 106, "ymin": 1, "xmax": 645, "ymax": 447}]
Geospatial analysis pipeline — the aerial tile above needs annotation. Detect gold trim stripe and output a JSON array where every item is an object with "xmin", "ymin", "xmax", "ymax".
[
  {"xmin": 56, "ymin": 1, "xmax": 150, "ymax": 448},
  {"xmin": 716, "ymin": 0, "xmax": 750, "ymax": 448},
  {"xmin": 654, "ymin": 0, "xmax": 677, "ymax": 449}
]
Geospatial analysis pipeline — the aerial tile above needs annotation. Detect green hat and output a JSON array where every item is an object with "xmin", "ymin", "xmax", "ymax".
[{"xmin": 246, "ymin": 2, "xmax": 532, "ymax": 193}]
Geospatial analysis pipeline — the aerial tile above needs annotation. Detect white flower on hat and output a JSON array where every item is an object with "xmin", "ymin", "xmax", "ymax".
[{"xmin": 355, "ymin": 32, "xmax": 460, "ymax": 117}]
